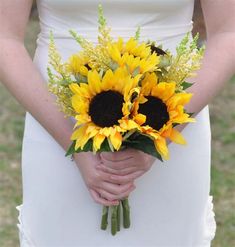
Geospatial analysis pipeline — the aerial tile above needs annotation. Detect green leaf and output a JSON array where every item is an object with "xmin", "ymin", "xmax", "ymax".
[
  {"xmin": 80, "ymin": 139, "xmax": 94, "ymax": 152},
  {"xmin": 132, "ymin": 66, "xmax": 140, "ymax": 77},
  {"xmin": 75, "ymin": 74, "xmax": 88, "ymax": 84},
  {"xmin": 158, "ymin": 56, "xmax": 171, "ymax": 68},
  {"xmin": 97, "ymin": 138, "xmax": 113, "ymax": 152},
  {"xmin": 124, "ymin": 134, "xmax": 163, "ymax": 161},
  {"xmin": 109, "ymin": 61, "xmax": 119, "ymax": 71},
  {"xmin": 98, "ymin": 4, "xmax": 107, "ymax": 28},
  {"xmin": 181, "ymin": 81, "xmax": 193, "ymax": 90},
  {"xmin": 65, "ymin": 139, "xmax": 94, "ymax": 156},
  {"xmin": 187, "ymin": 112, "xmax": 194, "ymax": 117},
  {"xmin": 134, "ymin": 26, "xmax": 141, "ymax": 40},
  {"xmin": 65, "ymin": 141, "xmax": 76, "ymax": 157}
]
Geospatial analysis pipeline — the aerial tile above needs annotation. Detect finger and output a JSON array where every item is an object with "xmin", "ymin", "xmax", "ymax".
[
  {"xmin": 96, "ymin": 185, "xmax": 136, "ymax": 201},
  {"xmin": 110, "ymin": 170, "xmax": 145, "ymax": 184},
  {"xmin": 100, "ymin": 181, "xmax": 134, "ymax": 195},
  {"xmin": 97, "ymin": 164, "xmax": 138, "ymax": 176},
  {"xmin": 100, "ymin": 149, "xmax": 136, "ymax": 162},
  {"xmin": 100, "ymin": 158, "xmax": 136, "ymax": 170},
  {"xmin": 89, "ymin": 189, "xmax": 119, "ymax": 206},
  {"xmin": 96, "ymin": 170, "xmax": 124, "ymax": 185}
]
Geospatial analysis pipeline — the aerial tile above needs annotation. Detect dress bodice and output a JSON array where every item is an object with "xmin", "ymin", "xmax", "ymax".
[{"xmin": 36, "ymin": 0, "xmax": 194, "ymax": 45}]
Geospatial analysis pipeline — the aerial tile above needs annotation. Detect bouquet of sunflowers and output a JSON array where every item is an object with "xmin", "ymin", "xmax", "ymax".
[{"xmin": 47, "ymin": 5, "xmax": 204, "ymax": 236}]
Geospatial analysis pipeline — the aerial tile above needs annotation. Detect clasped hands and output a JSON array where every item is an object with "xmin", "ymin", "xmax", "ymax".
[{"xmin": 74, "ymin": 149, "xmax": 155, "ymax": 206}]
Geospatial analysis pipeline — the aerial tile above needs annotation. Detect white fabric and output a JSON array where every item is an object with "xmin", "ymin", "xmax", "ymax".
[{"xmin": 17, "ymin": 0, "xmax": 216, "ymax": 246}]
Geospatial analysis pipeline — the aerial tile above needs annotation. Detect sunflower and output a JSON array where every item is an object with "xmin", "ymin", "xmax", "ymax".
[
  {"xmin": 69, "ymin": 67, "xmax": 143, "ymax": 152},
  {"xmin": 135, "ymin": 72, "xmax": 195, "ymax": 160},
  {"xmin": 108, "ymin": 38, "xmax": 160, "ymax": 74},
  {"xmin": 113, "ymin": 37, "xmax": 152, "ymax": 59},
  {"xmin": 67, "ymin": 53, "xmax": 92, "ymax": 77}
]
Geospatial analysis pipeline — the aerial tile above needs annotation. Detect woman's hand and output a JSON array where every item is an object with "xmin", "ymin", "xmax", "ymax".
[
  {"xmin": 73, "ymin": 152, "xmax": 136, "ymax": 206},
  {"xmin": 99, "ymin": 149, "xmax": 156, "ymax": 185}
]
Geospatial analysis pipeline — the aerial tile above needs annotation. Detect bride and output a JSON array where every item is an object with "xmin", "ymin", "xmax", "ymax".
[{"xmin": 0, "ymin": 0, "xmax": 234, "ymax": 246}]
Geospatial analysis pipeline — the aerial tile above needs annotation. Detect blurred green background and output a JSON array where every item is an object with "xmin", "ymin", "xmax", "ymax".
[{"xmin": 0, "ymin": 2, "xmax": 235, "ymax": 247}]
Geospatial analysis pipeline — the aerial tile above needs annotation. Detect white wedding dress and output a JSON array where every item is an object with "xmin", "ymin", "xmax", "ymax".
[{"xmin": 16, "ymin": 0, "xmax": 216, "ymax": 246}]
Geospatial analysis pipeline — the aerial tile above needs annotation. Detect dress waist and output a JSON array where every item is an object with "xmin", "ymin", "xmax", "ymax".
[{"xmin": 37, "ymin": 21, "xmax": 193, "ymax": 44}]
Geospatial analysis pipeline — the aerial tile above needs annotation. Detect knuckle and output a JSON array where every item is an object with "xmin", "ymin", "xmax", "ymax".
[
  {"xmin": 120, "ymin": 186, "xmax": 129, "ymax": 193},
  {"xmin": 107, "ymin": 194, "xmax": 115, "ymax": 201},
  {"xmin": 120, "ymin": 183, "xmax": 132, "ymax": 191},
  {"xmin": 115, "ymin": 187, "xmax": 125, "ymax": 195}
]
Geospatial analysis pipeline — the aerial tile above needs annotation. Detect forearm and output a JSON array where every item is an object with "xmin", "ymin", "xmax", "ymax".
[
  {"xmin": 186, "ymin": 32, "xmax": 235, "ymax": 113},
  {"xmin": 0, "ymin": 38, "xmax": 74, "ymax": 150}
]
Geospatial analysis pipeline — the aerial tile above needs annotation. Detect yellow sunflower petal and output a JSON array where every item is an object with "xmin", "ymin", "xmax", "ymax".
[
  {"xmin": 74, "ymin": 114, "xmax": 91, "ymax": 125},
  {"xmin": 151, "ymin": 82, "xmax": 176, "ymax": 102},
  {"xmin": 154, "ymin": 137, "xmax": 169, "ymax": 160},
  {"xmin": 141, "ymin": 72, "xmax": 158, "ymax": 95},
  {"xmin": 110, "ymin": 131, "xmax": 122, "ymax": 151},
  {"xmin": 80, "ymin": 66, "xmax": 88, "ymax": 76},
  {"xmin": 116, "ymin": 37, "xmax": 124, "ymax": 51},
  {"xmin": 169, "ymin": 128, "xmax": 187, "ymax": 145},
  {"xmin": 113, "ymin": 67, "xmax": 129, "ymax": 93},
  {"xmin": 168, "ymin": 93, "xmax": 193, "ymax": 109},
  {"xmin": 134, "ymin": 113, "xmax": 146, "ymax": 125},
  {"xmin": 125, "ymin": 38, "xmax": 137, "ymax": 51},
  {"xmin": 77, "ymin": 134, "xmax": 91, "ymax": 150},
  {"xmin": 101, "ymin": 69, "xmax": 114, "ymax": 90},
  {"xmin": 72, "ymin": 125, "xmax": 91, "ymax": 150},
  {"xmin": 119, "ymin": 119, "xmax": 139, "ymax": 130},
  {"xmin": 93, "ymin": 134, "xmax": 106, "ymax": 151},
  {"xmin": 108, "ymin": 44, "xmax": 122, "ymax": 62},
  {"xmin": 71, "ymin": 95, "xmax": 88, "ymax": 114},
  {"xmin": 99, "ymin": 127, "xmax": 112, "ymax": 137},
  {"xmin": 71, "ymin": 125, "xmax": 87, "ymax": 140},
  {"xmin": 69, "ymin": 83, "xmax": 80, "ymax": 94},
  {"xmin": 88, "ymin": 70, "xmax": 101, "ymax": 95}
]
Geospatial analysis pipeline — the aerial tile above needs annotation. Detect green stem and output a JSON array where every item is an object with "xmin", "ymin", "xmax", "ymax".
[
  {"xmin": 122, "ymin": 198, "xmax": 131, "ymax": 228},
  {"xmin": 101, "ymin": 206, "xmax": 109, "ymax": 230},
  {"xmin": 111, "ymin": 206, "xmax": 118, "ymax": 235},
  {"xmin": 117, "ymin": 202, "xmax": 121, "ymax": 231}
]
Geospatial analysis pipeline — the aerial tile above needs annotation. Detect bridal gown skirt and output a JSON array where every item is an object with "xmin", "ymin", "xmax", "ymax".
[
  {"xmin": 17, "ymin": 108, "xmax": 216, "ymax": 247},
  {"xmin": 16, "ymin": 0, "xmax": 216, "ymax": 246}
]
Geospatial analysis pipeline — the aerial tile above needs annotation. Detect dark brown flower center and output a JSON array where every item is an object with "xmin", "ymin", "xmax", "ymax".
[
  {"xmin": 150, "ymin": 45, "xmax": 166, "ymax": 56},
  {"xmin": 138, "ymin": 96, "xmax": 169, "ymax": 130},
  {"xmin": 84, "ymin": 63, "xmax": 92, "ymax": 70},
  {"xmin": 89, "ymin": 90, "xmax": 124, "ymax": 127}
]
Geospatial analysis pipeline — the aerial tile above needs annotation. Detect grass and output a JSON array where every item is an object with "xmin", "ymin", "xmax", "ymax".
[
  {"xmin": 0, "ymin": 17, "xmax": 40, "ymax": 247},
  {"xmin": 0, "ymin": 16, "xmax": 235, "ymax": 247},
  {"xmin": 210, "ymin": 76, "xmax": 235, "ymax": 247}
]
